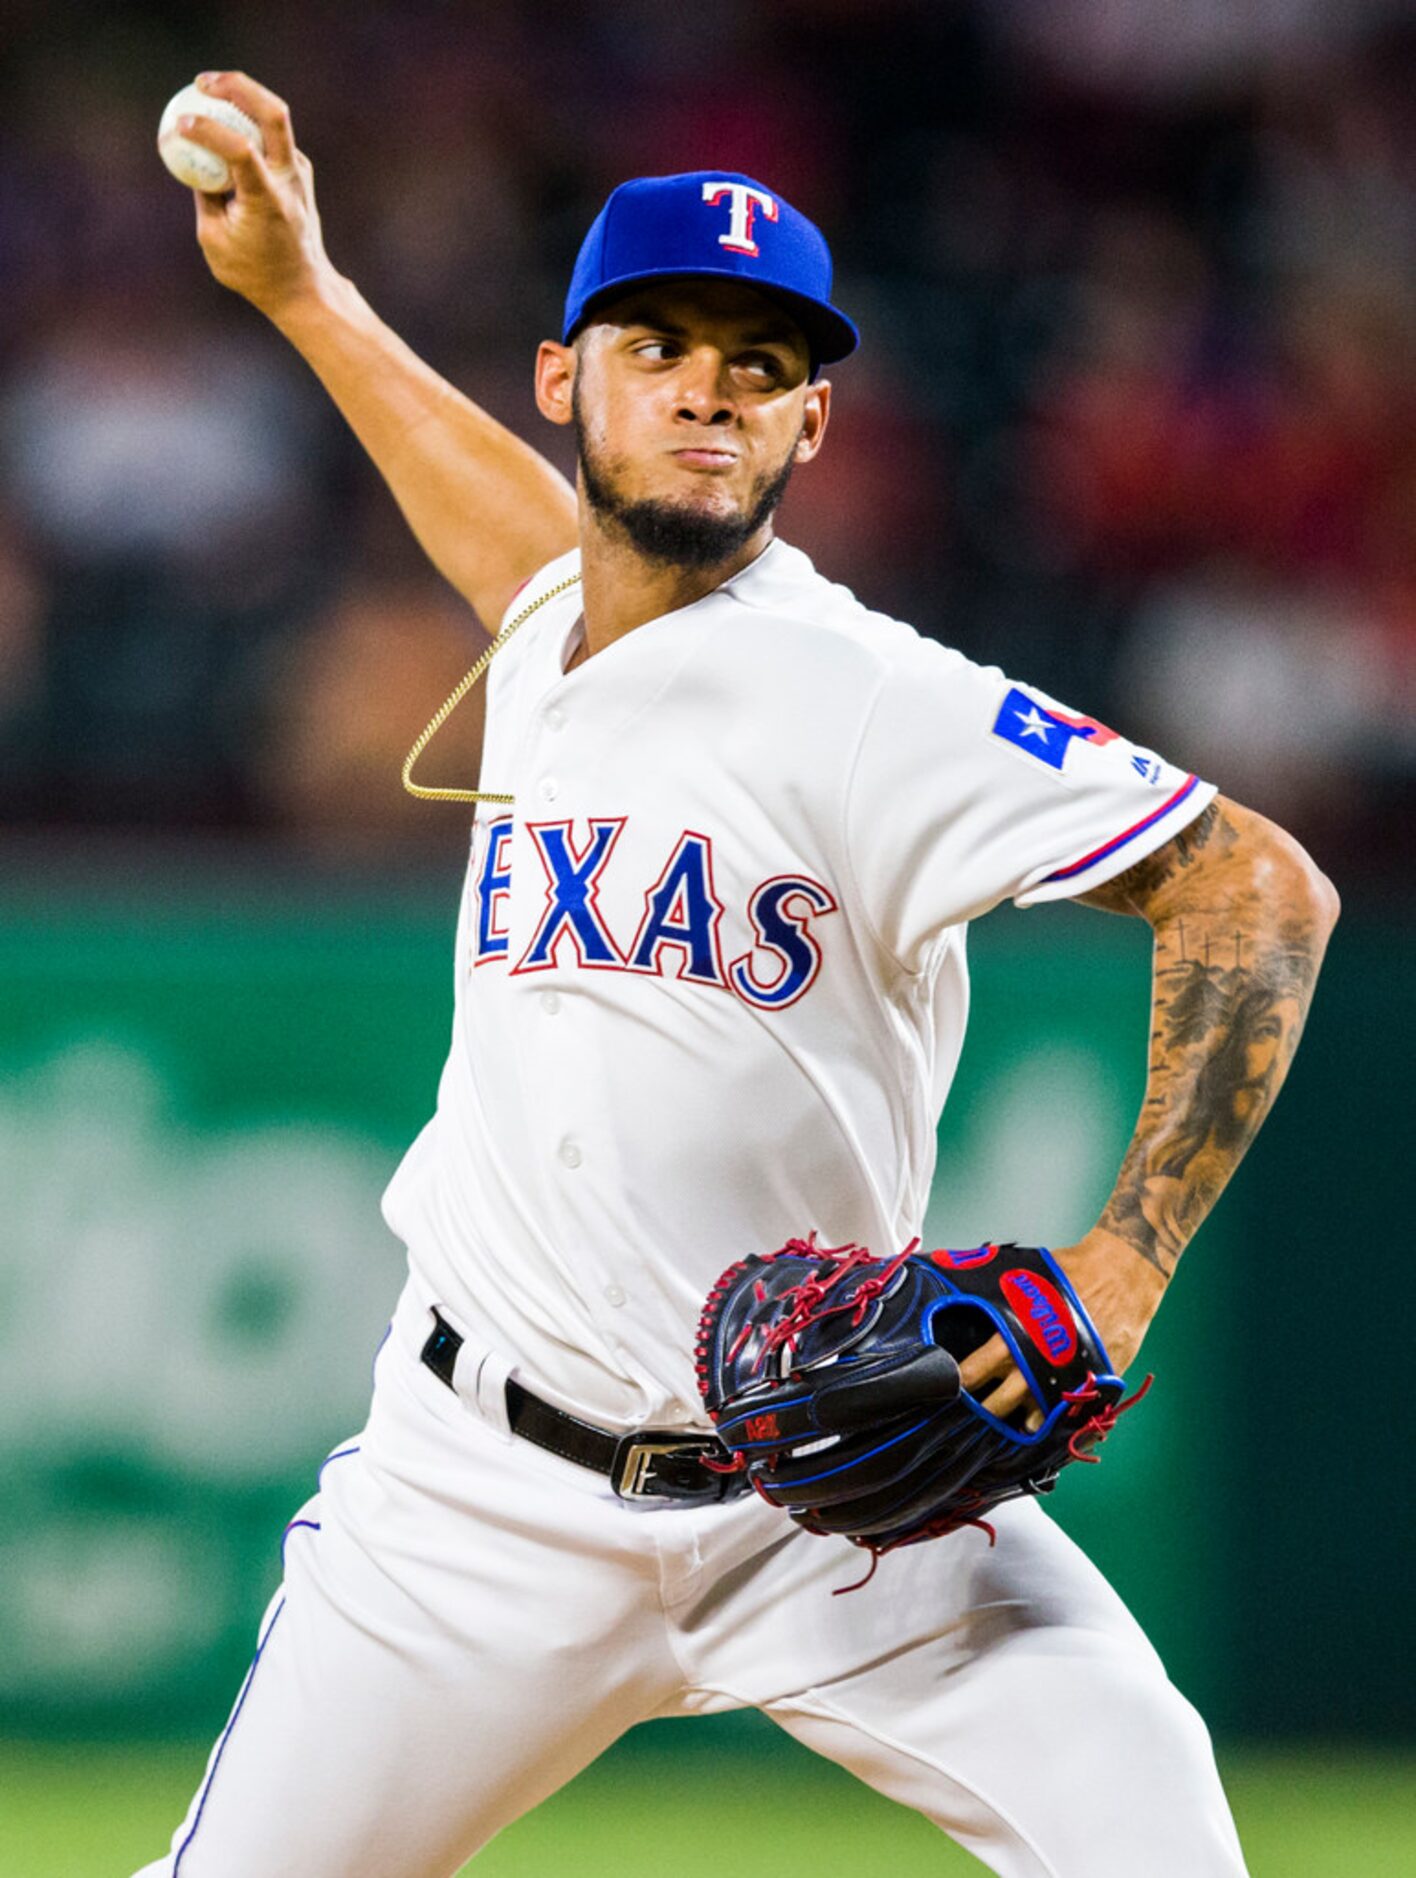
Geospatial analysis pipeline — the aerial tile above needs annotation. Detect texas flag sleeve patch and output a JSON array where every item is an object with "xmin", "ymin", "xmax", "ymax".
[{"xmin": 989, "ymin": 686, "xmax": 1099, "ymax": 771}]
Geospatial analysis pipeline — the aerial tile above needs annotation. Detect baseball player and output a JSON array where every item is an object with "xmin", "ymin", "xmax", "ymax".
[{"xmin": 135, "ymin": 74, "xmax": 1339, "ymax": 1878}]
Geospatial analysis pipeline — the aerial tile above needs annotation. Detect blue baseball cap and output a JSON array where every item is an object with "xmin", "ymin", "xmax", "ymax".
[{"xmin": 562, "ymin": 171, "xmax": 859, "ymax": 367}]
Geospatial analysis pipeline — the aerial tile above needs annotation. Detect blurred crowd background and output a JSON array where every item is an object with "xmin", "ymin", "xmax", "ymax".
[{"xmin": 0, "ymin": 0, "xmax": 1411, "ymax": 884}]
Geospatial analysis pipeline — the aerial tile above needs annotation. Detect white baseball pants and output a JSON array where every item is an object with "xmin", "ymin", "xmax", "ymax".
[{"xmin": 135, "ymin": 1285, "xmax": 1247, "ymax": 1878}]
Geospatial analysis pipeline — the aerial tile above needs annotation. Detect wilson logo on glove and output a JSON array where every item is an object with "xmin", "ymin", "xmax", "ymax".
[
  {"xmin": 999, "ymin": 1269, "xmax": 1078, "ymax": 1365},
  {"xmin": 930, "ymin": 1244, "xmax": 999, "ymax": 1270}
]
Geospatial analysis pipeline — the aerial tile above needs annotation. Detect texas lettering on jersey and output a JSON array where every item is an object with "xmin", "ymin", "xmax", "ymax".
[{"xmin": 470, "ymin": 816, "xmax": 838, "ymax": 1011}]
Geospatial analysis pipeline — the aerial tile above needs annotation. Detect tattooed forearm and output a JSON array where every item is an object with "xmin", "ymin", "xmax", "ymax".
[
  {"xmin": 1078, "ymin": 799, "xmax": 1230, "ymax": 915},
  {"xmin": 1084, "ymin": 799, "xmax": 1338, "ymax": 1279}
]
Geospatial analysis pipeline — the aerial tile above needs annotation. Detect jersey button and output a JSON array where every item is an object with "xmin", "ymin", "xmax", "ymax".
[
  {"xmin": 603, "ymin": 1284, "xmax": 626, "ymax": 1307},
  {"xmin": 538, "ymin": 776, "xmax": 559, "ymax": 803},
  {"xmin": 545, "ymin": 705, "xmax": 566, "ymax": 732},
  {"xmin": 558, "ymin": 1138, "xmax": 582, "ymax": 1169},
  {"xmin": 540, "ymin": 990, "xmax": 560, "ymax": 1016}
]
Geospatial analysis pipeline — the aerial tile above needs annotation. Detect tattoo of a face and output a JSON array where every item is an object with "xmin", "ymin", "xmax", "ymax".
[{"xmin": 1091, "ymin": 805, "xmax": 1329, "ymax": 1278}]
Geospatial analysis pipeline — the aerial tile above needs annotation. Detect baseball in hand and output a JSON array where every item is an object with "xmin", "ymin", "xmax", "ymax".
[{"xmin": 157, "ymin": 83, "xmax": 264, "ymax": 192}]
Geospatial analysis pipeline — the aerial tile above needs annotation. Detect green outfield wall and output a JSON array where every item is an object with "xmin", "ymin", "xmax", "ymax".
[{"xmin": 0, "ymin": 863, "xmax": 1407, "ymax": 1743}]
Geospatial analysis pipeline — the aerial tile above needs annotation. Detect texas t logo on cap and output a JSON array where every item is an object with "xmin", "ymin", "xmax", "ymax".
[
  {"xmin": 701, "ymin": 180, "xmax": 779, "ymax": 257},
  {"xmin": 562, "ymin": 170, "xmax": 859, "ymax": 367}
]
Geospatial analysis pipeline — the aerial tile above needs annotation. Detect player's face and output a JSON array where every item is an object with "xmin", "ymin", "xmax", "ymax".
[{"xmin": 536, "ymin": 280, "xmax": 830, "ymax": 568}]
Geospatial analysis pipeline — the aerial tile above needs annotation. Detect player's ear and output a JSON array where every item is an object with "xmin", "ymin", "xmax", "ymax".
[
  {"xmin": 794, "ymin": 378, "xmax": 831, "ymax": 463},
  {"xmin": 535, "ymin": 340, "xmax": 576, "ymax": 427}
]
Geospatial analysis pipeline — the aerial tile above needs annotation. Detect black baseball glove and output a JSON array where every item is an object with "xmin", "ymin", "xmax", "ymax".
[{"xmin": 696, "ymin": 1236, "xmax": 1150, "ymax": 1586}]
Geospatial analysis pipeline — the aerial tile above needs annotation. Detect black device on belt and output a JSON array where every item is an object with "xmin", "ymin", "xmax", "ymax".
[{"xmin": 420, "ymin": 1310, "xmax": 747, "ymax": 1504}]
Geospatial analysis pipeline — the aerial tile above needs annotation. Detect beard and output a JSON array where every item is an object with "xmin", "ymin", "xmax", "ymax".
[{"xmin": 572, "ymin": 383, "xmax": 801, "ymax": 571}]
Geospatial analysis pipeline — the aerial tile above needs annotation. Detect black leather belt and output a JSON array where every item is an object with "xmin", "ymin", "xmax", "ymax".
[{"xmin": 420, "ymin": 1309, "xmax": 747, "ymax": 1503}]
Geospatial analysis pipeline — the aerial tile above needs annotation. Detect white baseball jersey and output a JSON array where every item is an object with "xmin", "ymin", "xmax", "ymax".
[
  {"xmin": 381, "ymin": 538, "xmax": 1213, "ymax": 1430},
  {"xmin": 145, "ymin": 534, "xmax": 1247, "ymax": 1878}
]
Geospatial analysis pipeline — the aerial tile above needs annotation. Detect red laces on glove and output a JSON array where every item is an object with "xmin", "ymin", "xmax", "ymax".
[
  {"xmin": 758, "ymin": 1237, "xmax": 920, "ymax": 1369},
  {"xmin": 1062, "ymin": 1371, "xmax": 1155, "ymax": 1462},
  {"xmin": 698, "ymin": 1449, "xmax": 747, "ymax": 1476}
]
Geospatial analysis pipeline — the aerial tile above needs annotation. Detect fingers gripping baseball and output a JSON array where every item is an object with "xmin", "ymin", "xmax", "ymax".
[
  {"xmin": 178, "ymin": 74, "xmax": 329, "ymax": 318},
  {"xmin": 201, "ymin": 71, "xmax": 298, "ymax": 171}
]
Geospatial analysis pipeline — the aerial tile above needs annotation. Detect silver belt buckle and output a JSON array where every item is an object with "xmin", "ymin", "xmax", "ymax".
[{"xmin": 613, "ymin": 1433, "xmax": 714, "ymax": 1500}]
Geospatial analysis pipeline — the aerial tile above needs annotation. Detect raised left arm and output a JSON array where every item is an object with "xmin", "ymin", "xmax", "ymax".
[{"xmin": 961, "ymin": 794, "xmax": 1340, "ymax": 1420}]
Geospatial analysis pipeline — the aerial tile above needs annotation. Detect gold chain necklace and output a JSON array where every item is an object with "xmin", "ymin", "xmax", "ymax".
[{"xmin": 401, "ymin": 573, "xmax": 583, "ymax": 806}]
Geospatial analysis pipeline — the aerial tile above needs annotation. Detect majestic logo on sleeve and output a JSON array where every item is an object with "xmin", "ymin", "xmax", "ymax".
[
  {"xmin": 990, "ymin": 687, "xmax": 1118, "ymax": 772},
  {"xmin": 701, "ymin": 180, "xmax": 778, "ymax": 257},
  {"xmin": 471, "ymin": 816, "xmax": 837, "ymax": 1011}
]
